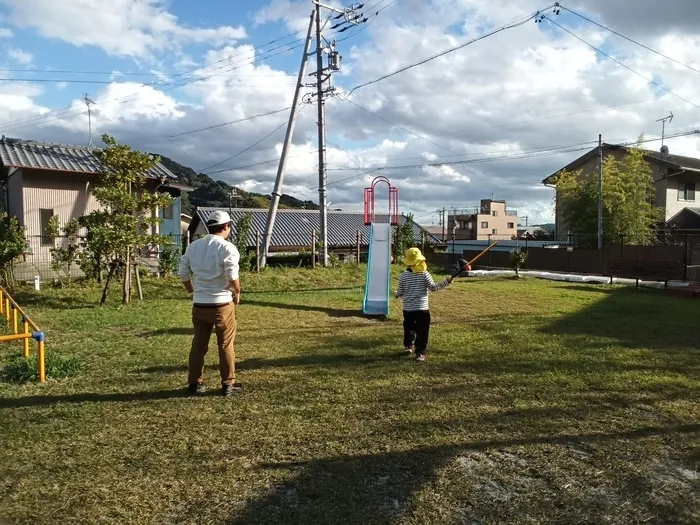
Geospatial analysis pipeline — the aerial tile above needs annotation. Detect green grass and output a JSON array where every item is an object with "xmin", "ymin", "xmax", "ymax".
[
  {"xmin": 1, "ymin": 266, "xmax": 699, "ymax": 525},
  {"xmin": 1, "ymin": 352, "xmax": 83, "ymax": 383}
]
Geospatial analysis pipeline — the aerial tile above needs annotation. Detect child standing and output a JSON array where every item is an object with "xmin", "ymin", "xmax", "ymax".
[{"xmin": 394, "ymin": 247, "xmax": 454, "ymax": 361}]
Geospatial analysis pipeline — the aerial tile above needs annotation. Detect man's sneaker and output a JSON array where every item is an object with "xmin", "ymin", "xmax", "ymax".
[
  {"xmin": 416, "ymin": 354, "xmax": 426, "ymax": 362},
  {"xmin": 222, "ymin": 383, "xmax": 244, "ymax": 396},
  {"xmin": 402, "ymin": 346, "xmax": 414, "ymax": 355},
  {"xmin": 188, "ymin": 383, "xmax": 206, "ymax": 394}
]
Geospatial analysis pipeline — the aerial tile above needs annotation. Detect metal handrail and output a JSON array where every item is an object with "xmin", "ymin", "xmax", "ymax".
[{"xmin": 0, "ymin": 285, "xmax": 46, "ymax": 382}]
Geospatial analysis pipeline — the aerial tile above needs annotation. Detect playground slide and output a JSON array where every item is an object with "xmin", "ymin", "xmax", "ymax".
[{"xmin": 362, "ymin": 222, "xmax": 392, "ymax": 316}]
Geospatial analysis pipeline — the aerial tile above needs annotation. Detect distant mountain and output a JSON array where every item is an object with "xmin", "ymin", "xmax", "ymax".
[
  {"xmin": 155, "ymin": 154, "xmax": 319, "ymax": 215},
  {"xmin": 532, "ymin": 223, "xmax": 555, "ymax": 231}
]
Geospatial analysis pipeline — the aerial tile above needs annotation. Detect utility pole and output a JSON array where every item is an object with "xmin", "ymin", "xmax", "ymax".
[
  {"xmin": 310, "ymin": 0, "xmax": 361, "ymax": 266},
  {"xmin": 262, "ymin": 1, "xmax": 361, "ymax": 268},
  {"xmin": 441, "ymin": 207, "xmax": 446, "ymax": 242},
  {"xmin": 656, "ymin": 111, "xmax": 674, "ymax": 150},
  {"xmin": 597, "ymin": 133, "xmax": 603, "ymax": 250},
  {"xmin": 260, "ymin": 12, "xmax": 315, "ymax": 269},
  {"xmin": 84, "ymin": 93, "xmax": 95, "ymax": 147},
  {"xmin": 315, "ymin": 1, "xmax": 328, "ymax": 267}
]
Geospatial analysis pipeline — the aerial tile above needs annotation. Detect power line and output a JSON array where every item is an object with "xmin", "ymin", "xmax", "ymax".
[
  {"xmin": 543, "ymin": 15, "xmax": 700, "ymax": 111},
  {"xmin": 559, "ymin": 4, "xmax": 700, "ymax": 77},
  {"xmin": 206, "ymin": 150, "xmax": 319, "ymax": 175},
  {"xmin": 0, "ymin": 78, "xmax": 298, "ymax": 86},
  {"xmin": 0, "ymin": 19, "xmax": 363, "ymax": 134},
  {"xmin": 0, "ymin": 24, "xmax": 335, "ymax": 133},
  {"xmin": 198, "ymin": 110, "xmax": 301, "ymax": 174},
  {"xmin": 0, "ymin": 40, "xmax": 310, "ymax": 133},
  {"xmin": 130, "ymin": 106, "xmax": 295, "ymax": 141},
  {"xmin": 341, "ymin": 98, "xmax": 465, "ymax": 156},
  {"xmin": 433, "ymin": 98, "xmax": 664, "ymax": 137},
  {"xmin": 320, "ymin": 130, "xmax": 700, "ymax": 186},
  {"xmin": 327, "ymin": 139, "xmax": 602, "ymax": 171},
  {"xmin": 338, "ymin": 4, "xmax": 554, "ymax": 99}
]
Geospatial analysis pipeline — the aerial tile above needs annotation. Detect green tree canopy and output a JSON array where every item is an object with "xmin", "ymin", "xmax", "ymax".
[{"xmin": 554, "ymin": 142, "xmax": 663, "ymax": 247}]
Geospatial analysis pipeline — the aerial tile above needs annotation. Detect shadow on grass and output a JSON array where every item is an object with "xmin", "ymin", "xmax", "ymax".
[
  {"xmin": 12, "ymin": 292, "xmax": 97, "ymax": 310},
  {"xmin": 227, "ymin": 423, "xmax": 700, "ymax": 525},
  {"xmin": 237, "ymin": 353, "xmax": 390, "ymax": 371},
  {"xmin": 243, "ymin": 298, "xmax": 362, "ymax": 318},
  {"xmin": 0, "ymin": 388, "xmax": 195, "ymax": 408},
  {"xmin": 540, "ymin": 286, "xmax": 700, "ymax": 351},
  {"xmin": 143, "ymin": 327, "xmax": 193, "ymax": 337},
  {"xmin": 246, "ymin": 286, "xmax": 364, "ymax": 295}
]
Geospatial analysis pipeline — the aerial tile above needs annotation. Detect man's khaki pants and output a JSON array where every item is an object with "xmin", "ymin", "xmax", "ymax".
[{"xmin": 188, "ymin": 302, "xmax": 236, "ymax": 386}]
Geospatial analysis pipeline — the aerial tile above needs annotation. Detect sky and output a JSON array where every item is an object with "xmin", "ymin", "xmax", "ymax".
[{"xmin": 1, "ymin": 0, "xmax": 700, "ymax": 227}]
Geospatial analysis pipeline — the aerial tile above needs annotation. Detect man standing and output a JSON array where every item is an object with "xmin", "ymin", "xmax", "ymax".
[{"xmin": 178, "ymin": 210, "xmax": 242, "ymax": 396}]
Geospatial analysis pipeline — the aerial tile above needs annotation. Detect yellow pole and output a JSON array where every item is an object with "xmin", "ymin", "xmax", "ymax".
[
  {"xmin": 38, "ymin": 340, "xmax": 46, "ymax": 383},
  {"xmin": 4, "ymin": 298, "xmax": 9, "ymax": 328},
  {"xmin": 22, "ymin": 319, "xmax": 29, "ymax": 357},
  {"xmin": 0, "ymin": 333, "xmax": 32, "ymax": 342},
  {"xmin": 0, "ymin": 289, "xmax": 3, "ymax": 314},
  {"xmin": 13, "ymin": 307, "xmax": 18, "ymax": 334}
]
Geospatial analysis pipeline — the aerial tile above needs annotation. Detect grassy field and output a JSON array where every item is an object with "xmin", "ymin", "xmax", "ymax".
[{"xmin": 0, "ymin": 265, "xmax": 699, "ymax": 525}]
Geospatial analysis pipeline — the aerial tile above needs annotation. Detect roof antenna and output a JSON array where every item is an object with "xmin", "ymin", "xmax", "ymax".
[
  {"xmin": 656, "ymin": 111, "xmax": 673, "ymax": 156},
  {"xmin": 84, "ymin": 93, "xmax": 96, "ymax": 147}
]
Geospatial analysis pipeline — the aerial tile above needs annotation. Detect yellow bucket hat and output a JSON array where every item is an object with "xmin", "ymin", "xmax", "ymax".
[{"xmin": 402, "ymin": 247, "xmax": 426, "ymax": 267}]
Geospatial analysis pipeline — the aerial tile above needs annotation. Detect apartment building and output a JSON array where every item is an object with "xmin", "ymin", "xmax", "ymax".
[{"xmin": 447, "ymin": 199, "xmax": 519, "ymax": 240}]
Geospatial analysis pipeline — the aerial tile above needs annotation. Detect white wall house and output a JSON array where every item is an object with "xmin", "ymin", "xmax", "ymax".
[{"xmin": 1, "ymin": 137, "xmax": 192, "ymax": 279}]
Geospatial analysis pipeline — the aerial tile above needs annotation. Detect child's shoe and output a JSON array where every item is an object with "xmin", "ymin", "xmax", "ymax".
[{"xmin": 416, "ymin": 353, "xmax": 425, "ymax": 362}]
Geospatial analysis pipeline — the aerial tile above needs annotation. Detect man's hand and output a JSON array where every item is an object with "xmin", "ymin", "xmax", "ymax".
[
  {"xmin": 233, "ymin": 292, "xmax": 240, "ymax": 305},
  {"xmin": 182, "ymin": 280, "xmax": 194, "ymax": 294}
]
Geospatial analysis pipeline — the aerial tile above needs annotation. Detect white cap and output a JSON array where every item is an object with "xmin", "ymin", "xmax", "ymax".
[{"xmin": 206, "ymin": 210, "xmax": 231, "ymax": 227}]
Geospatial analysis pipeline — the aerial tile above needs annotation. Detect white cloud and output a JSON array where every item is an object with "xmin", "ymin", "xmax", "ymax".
[
  {"xmin": 253, "ymin": 0, "xmax": 345, "ymax": 33},
  {"xmin": 0, "ymin": 27, "xmax": 13, "ymax": 38},
  {"xmin": 8, "ymin": 47, "xmax": 32, "ymax": 64},
  {"xmin": 3, "ymin": 0, "xmax": 700, "ymax": 226},
  {"xmin": 0, "ymin": 0, "xmax": 247, "ymax": 58}
]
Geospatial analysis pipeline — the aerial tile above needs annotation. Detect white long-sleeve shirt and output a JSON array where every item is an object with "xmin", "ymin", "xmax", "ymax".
[{"xmin": 178, "ymin": 234, "xmax": 240, "ymax": 305}]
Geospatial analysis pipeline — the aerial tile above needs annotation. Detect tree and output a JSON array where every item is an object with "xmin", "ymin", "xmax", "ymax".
[
  {"xmin": 554, "ymin": 139, "xmax": 663, "ymax": 248},
  {"xmin": 233, "ymin": 212, "xmax": 254, "ymax": 272},
  {"xmin": 393, "ymin": 214, "xmax": 415, "ymax": 262},
  {"xmin": 510, "ymin": 248, "xmax": 527, "ymax": 278},
  {"xmin": 90, "ymin": 134, "xmax": 173, "ymax": 304},
  {"xmin": 158, "ymin": 234, "xmax": 180, "ymax": 277},
  {"xmin": 47, "ymin": 216, "xmax": 80, "ymax": 286},
  {"xmin": 0, "ymin": 213, "xmax": 26, "ymax": 288}
]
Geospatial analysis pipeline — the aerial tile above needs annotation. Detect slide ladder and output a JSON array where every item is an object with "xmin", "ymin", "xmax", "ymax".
[
  {"xmin": 362, "ymin": 222, "xmax": 392, "ymax": 316},
  {"xmin": 361, "ymin": 176, "xmax": 399, "ymax": 317}
]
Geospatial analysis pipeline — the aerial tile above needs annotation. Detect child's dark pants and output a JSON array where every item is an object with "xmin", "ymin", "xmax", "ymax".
[{"xmin": 403, "ymin": 310, "xmax": 431, "ymax": 353}]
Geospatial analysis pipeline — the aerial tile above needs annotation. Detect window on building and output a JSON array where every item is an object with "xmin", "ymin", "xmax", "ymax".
[
  {"xmin": 678, "ymin": 182, "xmax": 696, "ymax": 201},
  {"xmin": 492, "ymin": 228, "xmax": 498, "ymax": 235},
  {"xmin": 162, "ymin": 203, "xmax": 174, "ymax": 219},
  {"xmin": 481, "ymin": 221, "xmax": 488, "ymax": 229},
  {"xmin": 40, "ymin": 208, "xmax": 54, "ymax": 246},
  {"xmin": 507, "ymin": 222, "xmax": 515, "ymax": 229},
  {"xmin": 492, "ymin": 210, "xmax": 498, "ymax": 216}
]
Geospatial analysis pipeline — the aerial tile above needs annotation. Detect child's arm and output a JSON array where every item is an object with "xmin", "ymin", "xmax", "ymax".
[
  {"xmin": 425, "ymin": 272, "xmax": 452, "ymax": 292},
  {"xmin": 395, "ymin": 273, "xmax": 405, "ymax": 298}
]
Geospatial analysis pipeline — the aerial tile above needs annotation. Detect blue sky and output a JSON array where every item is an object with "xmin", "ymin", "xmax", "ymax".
[{"xmin": 0, "ymin": 0, "xmax": 698, "ymax": 225}]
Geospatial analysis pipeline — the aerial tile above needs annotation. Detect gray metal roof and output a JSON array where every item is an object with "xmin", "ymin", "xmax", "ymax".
[
  {"xmin": 193, "ymin": 207, "xmax": 442, "ymax": 249},
  {"xmin": 0, "ymin": 137, "xmax": 176, "ymax": 180}
]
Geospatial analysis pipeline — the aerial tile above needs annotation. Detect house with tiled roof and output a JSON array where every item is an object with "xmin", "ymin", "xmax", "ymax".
[
  {"xmin": 542, "ymin": 143, "xmax": 700, "ymax": 236},
  {"xmin": 0, "ymin": 137, "xmax": 192, "ymax": 275},
  {"xmin": 188, "ymin": 207, "xmax": 441, "ymax": 257}
]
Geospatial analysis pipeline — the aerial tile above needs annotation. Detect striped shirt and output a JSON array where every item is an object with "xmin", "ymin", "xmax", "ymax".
[{"xmin": 394, "ymin": 270, "xmax": 451, "ymax": 311}]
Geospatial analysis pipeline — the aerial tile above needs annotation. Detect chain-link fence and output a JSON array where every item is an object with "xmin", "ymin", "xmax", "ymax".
[
  {"xmin": 431, "ymin": 231, "xmax": 700, "ymax": 283},
  {"xmin": 12, "ymin": 235, "xmax": 185, "ymax": 282}
]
